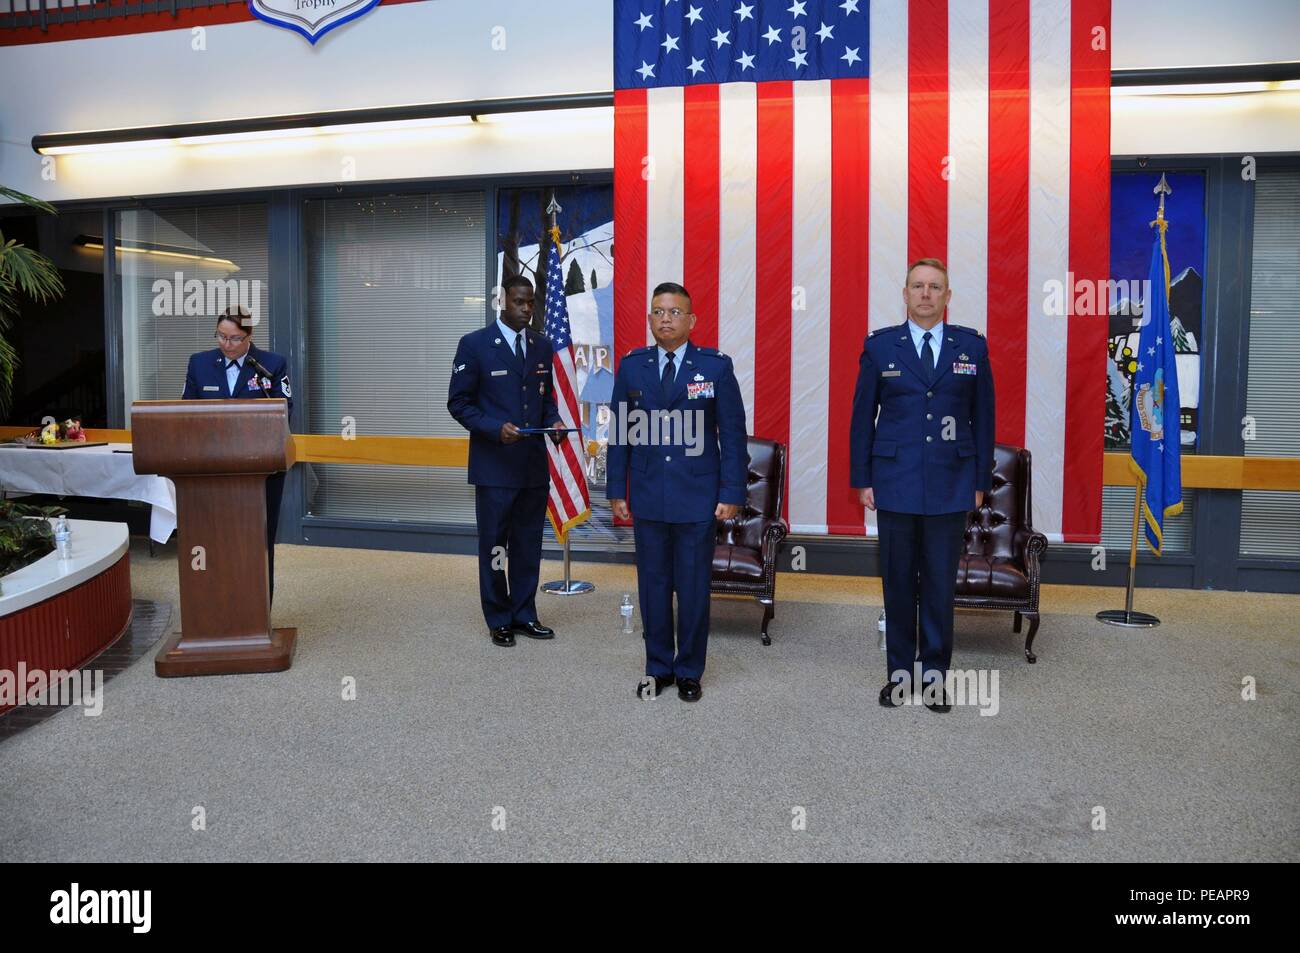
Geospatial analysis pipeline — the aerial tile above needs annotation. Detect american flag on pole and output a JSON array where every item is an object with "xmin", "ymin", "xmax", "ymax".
[
  {"xmin": 613, "ymin": 0, "xmax": 1110, "ymax": 542},
  {"xmin": 541, "ymin": 227, "xmax": 592, "ymax": 540}
]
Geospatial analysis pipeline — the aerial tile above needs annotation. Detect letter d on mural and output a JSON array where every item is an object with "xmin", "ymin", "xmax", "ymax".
[{"xmin": 249, "ymin": 0, "xmax": 382, "ymax": 44}]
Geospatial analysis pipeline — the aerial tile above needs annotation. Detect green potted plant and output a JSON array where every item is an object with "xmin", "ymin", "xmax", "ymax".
[
  {"xmin": 0, "ymin": 499, "xmax": 67, "ymax": 579},
  {"xmin": 1, "ymin": 185, "xmax": 65, "ymax": 419},
  {"xmin": 1, "ymin": 185, "xmax": 67, "ymax": 582}
]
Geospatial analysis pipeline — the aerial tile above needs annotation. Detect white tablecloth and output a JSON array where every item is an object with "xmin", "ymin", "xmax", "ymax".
[{"xmin": 0, "ymin": 443, "xmax": 176, "ymax": 543}]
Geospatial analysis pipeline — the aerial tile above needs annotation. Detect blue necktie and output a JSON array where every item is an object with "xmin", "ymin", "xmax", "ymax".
[
  {"xmin": 661, "ymin": 351, "xmax": 676, "ymax": 399},
  {"xmin": 921, "ymin": 331, "xmax": 935, "ymax": 383}
]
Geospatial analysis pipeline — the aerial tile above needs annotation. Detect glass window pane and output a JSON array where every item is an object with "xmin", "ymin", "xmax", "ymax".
[
  {"xmin": 1241, "ymin": 169, "xmax": 1300, "ymax": 558},
  {"xmin": 118, "ymin": 204, "xmax": 268, "ymax": 423},
  {"xmin": 304, "ymin": 191, "xmax": 485, "ymax": 524}
]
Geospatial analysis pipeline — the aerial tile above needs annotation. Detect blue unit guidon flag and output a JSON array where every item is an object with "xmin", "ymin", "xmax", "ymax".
[
  {"xmin": 1129, "ymin": 219, "xmax": 1183, "ymax": 554},
  {"xmin": 612, "ymin": 0, "xmax": 1112, "ymax": 543}
]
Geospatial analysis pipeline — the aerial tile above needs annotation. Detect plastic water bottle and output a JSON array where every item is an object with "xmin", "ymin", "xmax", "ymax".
[
  {"xmin": 54, "ymin": 516, "xmax": 72, "ymax": 559},
  {"xmin": 620, "ymin": 593, "xmax": 635, "ymax": 635},
  {"xmin": 877, "ymin": 609, "xmax": 887, "ymax": 651}
]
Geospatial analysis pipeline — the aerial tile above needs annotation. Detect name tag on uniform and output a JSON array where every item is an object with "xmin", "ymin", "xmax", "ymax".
[
  {"xmin": 881, "ymin": 370, "xmax": 902, "ymax": 378},
  {"xmin": 203, "ymin": 385, "xmax": 220, "ymax": 392},
  {"xmin": 953, "ymin": 362, "xmax": 977, "ymax": 375},
  {"xmin": 687, "ymin": 381, "xmax": 715, "ymax": 399},
  {"xmin": 491, "ymin": 369, "xmax": 508, "ymax": 377}
]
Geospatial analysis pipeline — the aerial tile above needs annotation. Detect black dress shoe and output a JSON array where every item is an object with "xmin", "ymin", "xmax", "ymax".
[
  {"xmin": 879, "ymin": 681, "xmax": 905, "ymax": 708},
  {"xmin": 924, "ymin": 690, "xmax": 952, "ymax": 713},
  {"xmin": 677, "ymin": 678, "xmax": 703, "ymax": 702},
  {"xmin": 636, "ymin": 675, "xmax": 675, "ymax": 699},
  {"xmin": 512, "ymin": 620, "xmax": 555, "ymax": 640},
  {"xmin": 490, "ymin": 626, "xmax": 516, "ymax": 647}
]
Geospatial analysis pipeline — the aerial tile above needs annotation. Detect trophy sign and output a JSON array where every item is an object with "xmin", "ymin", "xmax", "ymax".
[{"xmin": 249, "ymin": 0, "xmax": 382, "ymax": 44}]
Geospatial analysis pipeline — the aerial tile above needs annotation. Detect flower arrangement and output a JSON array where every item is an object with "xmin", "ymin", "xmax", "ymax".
[{"xmin": 14, "ymin": 417, "xmax": 86, "ymax": 446}]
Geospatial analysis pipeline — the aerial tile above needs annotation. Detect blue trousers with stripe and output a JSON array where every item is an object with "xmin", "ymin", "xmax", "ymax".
[
  {"xmin": 877, "ymin": 509, "xmax": 968, "ymax": 686},
  {"xmin": 633, "ymin": 517, "xmax": 715, "ymax": 680},
  {"xmin": 475, "ymin": 485, "xmax": 548, "ymax": 630}
]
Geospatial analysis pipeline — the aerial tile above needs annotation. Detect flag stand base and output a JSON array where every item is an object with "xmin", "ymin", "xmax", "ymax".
[
  {"xmin": 1097, "ymin": 481, "xmax": 1161, "ymax": 628},
  {"xmin": 1096, "ymin": 609, "xmax": 1160, "ymax": 628},
  {"xmin": 542, "ymin": 580, "xmax": 595, "ymax": 596},
  {"xmin": 542, "ymin": 535, "xmax": 594, "ymax": 596}
]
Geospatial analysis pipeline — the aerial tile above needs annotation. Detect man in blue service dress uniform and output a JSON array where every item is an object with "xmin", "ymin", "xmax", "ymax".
[
  {"xmin": 607, "ymin": 282, "xmax": 749, "ymax": 703},
  {"xmin": 850, "ymin": 259, "xmax": 995, "ymax": 712},
  {"xmin": 448, "ymin": 275, "xmax": 565, "ymax": 648},
  {"xmin": 181, "ymin": 305, "xmax": 293, "ymax": 603}
]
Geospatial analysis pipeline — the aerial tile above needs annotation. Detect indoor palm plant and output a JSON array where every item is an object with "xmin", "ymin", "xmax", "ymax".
[
  {"xmin": 1, "ymin": 185, "xmax": 65, "ymax": 419},
  {"xmin": 1, "ymin": 185, "xmax": 67, "ymax": 578}
]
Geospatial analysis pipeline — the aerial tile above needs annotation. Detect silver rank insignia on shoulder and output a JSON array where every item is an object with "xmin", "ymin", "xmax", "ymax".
[{"xmin": 454, "ymin": 363, "xmax": 466, "ymax": 373}]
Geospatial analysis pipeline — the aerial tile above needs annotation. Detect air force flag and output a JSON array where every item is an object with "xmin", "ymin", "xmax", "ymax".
[{"xmin": 1130, "ymin": 218, "xmax": 1184, "ymax": 554}]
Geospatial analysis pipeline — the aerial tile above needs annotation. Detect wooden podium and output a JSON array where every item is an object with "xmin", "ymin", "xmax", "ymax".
[{"xmin": 132, "ymin": 399, "xmax": 297, "ymax": 676}]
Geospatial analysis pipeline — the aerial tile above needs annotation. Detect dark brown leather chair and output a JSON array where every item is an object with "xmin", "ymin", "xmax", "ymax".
[
  {"xmin": 711, "ymin": 437, "xmax": 788, "ymax": 645},
  {"xmin": 954, "ymin": 444, "xmax": 1048, "ymax": 662}
]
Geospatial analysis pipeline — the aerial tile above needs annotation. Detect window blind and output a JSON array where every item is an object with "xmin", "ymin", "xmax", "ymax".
[{"xmin": 304, "ymin": 192, "xmax": 486, "ymax": 524}]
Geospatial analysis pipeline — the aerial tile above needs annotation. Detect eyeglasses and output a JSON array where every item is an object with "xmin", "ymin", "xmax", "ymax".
[
  {"xmin": 650, "ymin": 308, "xmax": 689, "ymax": 320},
  {"xmin": 215, "ymin": 333, "xmax": 248, "ymax": 344}
]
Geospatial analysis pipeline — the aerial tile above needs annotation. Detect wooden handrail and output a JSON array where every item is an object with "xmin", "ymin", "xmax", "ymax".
[
  {"xmin": 1099, "ymin": 452, "xmax": 1300, "ymax": 491},
  {"xmin": 0, "ymin": 427, "xmax": 468, "ymax": 469},
  {"xmin": 292, "ymin": 434, "xmax": 468, "ymax": 468},
  {"xmin": 2, "ymin": 426, "xmax": 1297, "ymax": 490}
]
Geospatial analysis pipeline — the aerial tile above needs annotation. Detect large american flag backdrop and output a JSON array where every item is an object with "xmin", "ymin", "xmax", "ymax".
[{"xmin": 613, "ymin": 0, "xmax": 1110, "ymax": 542}]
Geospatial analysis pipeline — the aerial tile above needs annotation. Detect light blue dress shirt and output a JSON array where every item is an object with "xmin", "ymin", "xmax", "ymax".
[
  {"xmin": 225, "ymin": 355, "xmax": 244, "ymax": 396},
  {"xmin": 496, "ymin": 317, "xmax": 526, "ymax": 361},
  {"xmin": 907, "ymin": 319, "xmax": 945, "ymax": 369},
  {"xmin": 657, "ymin": 342, "xmax": 687, "ymax": 380}
]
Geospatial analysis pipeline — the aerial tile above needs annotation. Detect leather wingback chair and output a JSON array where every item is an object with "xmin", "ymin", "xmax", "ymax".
[
  {"xmin": 954, "ymin": 444, "xmax": 1049, "ymax": 662},
  {"xmin": 711, "ymin": 437, "xmax": 788, "ymax": 645}
]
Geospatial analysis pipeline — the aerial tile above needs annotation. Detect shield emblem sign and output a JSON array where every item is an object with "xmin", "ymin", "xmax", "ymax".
[{"xmin": 249, "ymin": 0, "xmax": 382, "ymax": 44}]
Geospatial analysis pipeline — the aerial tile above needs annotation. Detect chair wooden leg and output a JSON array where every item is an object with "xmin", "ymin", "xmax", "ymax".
[
  {"xmin": 1024, "ymin": 613, "xmax": 1040, "ymax": 663},
  {"xmin": 1013, "ymin": 610, "xmax": 1022, "ymax": 633},
  {"xmin": 760, "ymin": 599, "xmax": 774, "ymax": 646}
]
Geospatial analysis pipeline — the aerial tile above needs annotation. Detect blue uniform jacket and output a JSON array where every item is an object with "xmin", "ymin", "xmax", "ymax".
[
  {"xmin": 849, "ymin": 322, "xmax": 995, "ymax": 515},
  {"xmin": 447, "ymin": 324, "xmax": 561, "ymax": 488},
  {"xmin": 181, "ymin": 345, "xmax": 293, "ymax": 416},
  {"xmin": 606, "ymin": 341, "xmax": 749, "ymax": 523}
]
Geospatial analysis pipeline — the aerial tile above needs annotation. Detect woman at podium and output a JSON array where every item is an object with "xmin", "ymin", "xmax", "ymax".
[{"xmin": 181, "ymin": 305, "xmax": 293, "ymax": 603}]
